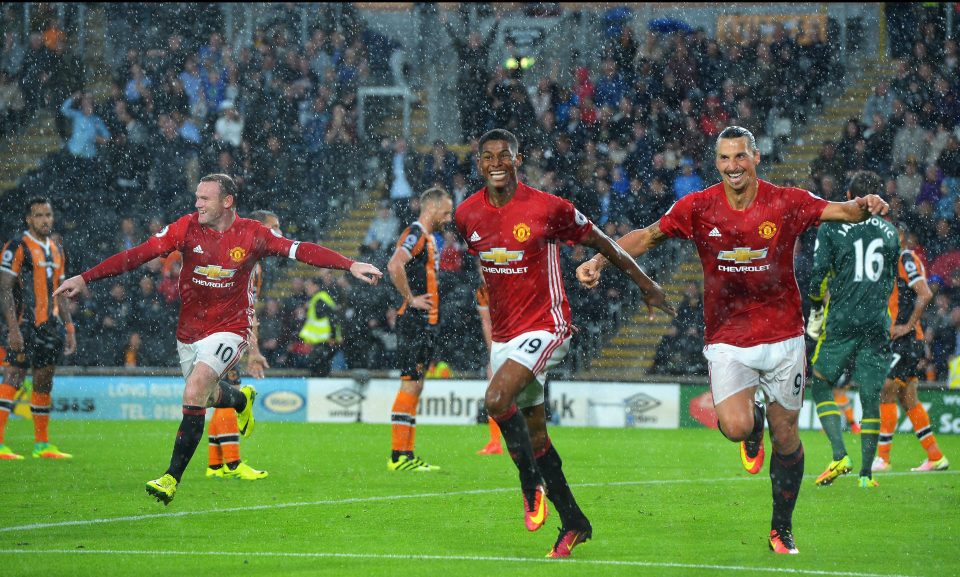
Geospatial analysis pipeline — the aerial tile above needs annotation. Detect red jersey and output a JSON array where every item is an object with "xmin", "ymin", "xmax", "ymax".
[
  {"xmin": 659, "ymin": 180, "xmax": 828, "ymax": 347},
  {"xmin": 82, "ymin": 214, "xmax": 353, "ymax": 344},
  {"xmin": 456, "ymin": 182, "xmax": 592, "ymax": 342}
]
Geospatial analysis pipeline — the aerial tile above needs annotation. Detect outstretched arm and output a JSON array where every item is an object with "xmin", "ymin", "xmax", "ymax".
[
  {"xmin": 55, "ymin": 240, "xmax": 168, "ymax": 299},
  {"xmin": 578, "ymin": 224, "xmax": 675, "ymax": 317},
  {"xmin": 576, "ymin": 221, "xmax": 669, "ymax": 289},
  {"xmin": 820, "ymin": 195, "xmax": 889, "ymax": 223},
  {"xmin": 281, "ymin": 240, "xmax": 382, "ymax": 285}
]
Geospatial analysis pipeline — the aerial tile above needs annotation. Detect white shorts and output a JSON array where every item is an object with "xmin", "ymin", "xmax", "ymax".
[
  {"xmin": 176, "ymin": 332, "xmax": 248, "ymax": 380},
  {"xmin": 490, "ymin": 330, "xmax": 570, "ymax": 409},
  {"xmin": 703, "ymin": 335, "xmax": 806, "ymax": 411}
]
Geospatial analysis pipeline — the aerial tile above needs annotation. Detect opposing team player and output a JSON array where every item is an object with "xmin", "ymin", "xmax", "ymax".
[
  {"xmin": 206, "ymin": 209, "xmax": 281, "ymax": 481},
  {"xmin": 385, "ymin": 187, "xmax": 452, "ymax": 472},
  {"xmin": 873, "ymin": 222, "xmax": 948, "ymax": 473},
  {"xmin": 456, "ymin": 129, "xmax": 672, "ymax": 558},
  {"xmin": 576, "ymin": 127, "xmax": 889, "ymax": 554},
  {"xmin": 805, "ymin": 171, "xmax": 899, "ymax": 489},
  {"xmin": 0, "ymin": 197, "xmax": 76, "ymax": 460},
  {"xmin": 55, "ymin": 174, "xmax": 382, "ymax": 503}
]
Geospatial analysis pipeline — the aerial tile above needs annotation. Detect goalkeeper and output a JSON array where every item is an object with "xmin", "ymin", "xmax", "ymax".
[{"xmin": 805, "ymin": 171, "xmax": 899, "ymax": 488}]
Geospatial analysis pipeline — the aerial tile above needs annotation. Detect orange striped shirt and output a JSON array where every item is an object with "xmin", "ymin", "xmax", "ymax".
[
  {"xmin": 1, "ymin": 232, "xmax": 67, "ymax": 326},
  {"xmin": 395, "ymin": 222, "xmax": 439, "ymax": 325}
]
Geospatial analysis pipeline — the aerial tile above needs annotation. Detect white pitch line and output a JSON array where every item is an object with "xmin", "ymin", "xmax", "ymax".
[
  {"xmin": 0, "ymin": 549, "xmax": 924, "ymax": 577},
  {"xmin": 0, "ymin": 470, "xmax": 955, "ymax": 534}
]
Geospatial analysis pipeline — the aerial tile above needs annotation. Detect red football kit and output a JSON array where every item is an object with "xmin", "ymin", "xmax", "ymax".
[
  {"xmin": 658, "ymin": 179, "xmax": 828, "ymax": 347},
  {"xmin": 456, "ymin": 182, "xmax": 592, "ymax": 342},
  {"xmin": 81, "ymin": 213, "xmax": 353, "ymax": 343}
]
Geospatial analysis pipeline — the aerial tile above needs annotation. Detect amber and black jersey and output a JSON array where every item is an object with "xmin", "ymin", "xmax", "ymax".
[
  {"xmin": 0, "ymin": 232, "xmax": 66, "ymax": 327},
  {"xmin": 395, "ymin": 221, "xmax": 439, "ymax": 325},
  {"xmin": 888, "ymin": 249, "xmax": 926, "ymax": 340}
]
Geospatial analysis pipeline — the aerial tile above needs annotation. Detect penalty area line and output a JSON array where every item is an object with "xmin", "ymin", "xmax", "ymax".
[{"xmin": 0, "ymin": 549, "xmax": 924, "ymax": 577}]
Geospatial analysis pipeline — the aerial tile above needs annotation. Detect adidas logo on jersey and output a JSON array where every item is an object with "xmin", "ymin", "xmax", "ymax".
[
  {"xmin": 709, "ymin": 227, "xmax": 721, "ymax": 238},
  {"xmin": 470, "ymin": 231, "xmax": 481, "ymax": 242},
  {"xmin": 193, "ymin": 245, "xmax": 204, "ymax": 254}
]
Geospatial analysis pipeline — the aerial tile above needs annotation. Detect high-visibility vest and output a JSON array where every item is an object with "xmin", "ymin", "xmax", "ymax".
[
  {"xmin": 949, "ymin": 355, "xmax": 960, "ymax": 390},
  {"xmin": 298, "ymin": 291, "xmax": 337, "ymax": 344}
]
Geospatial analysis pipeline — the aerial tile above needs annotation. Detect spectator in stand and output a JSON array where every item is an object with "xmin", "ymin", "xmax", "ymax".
[
  {"xmin": 61, "ymin": 91, "xmax": 111, "ymax": 193},
  {"xmin": 115, "ymin": 216, "xmax": 142, "ymax": 252},
  {"xmin": 1, "ymin": 30, "xmax": 23, "ymax": 78},
  {"xmin": 698, "ymin": 94, "xmax": 728, "ymax": 139},
  {"xmin": 257, "ymin": 297, "xmax": 287, "ymax": 368},
  {"xmin": 809, "ymin": 141, "xmax": 846, "ymax": 191},
  {"xmin": 0, "ymin": 71, "xmax": 24, "ymax": 134},
  {"xmin": 420, "ymin": 139, "xmax": 459, "ymax": 191},
  {"xmin": 864, "ymin": 113, "xmax": 896, "ymax": 175},
  {"xmin": 862, "ymin": 80, "xmax": 895, "ymax": 122},
  {"xmin": 896, "ymin": 158, "xmax": 923, "ymax": 205},
  {"xmin": 918, "ymin": 164, "xmax": 945, "ymax": 207},
  {"xmin": 148, "ymin": 114, "xmax": 188, "ymax": 217},
  {"xmin": 893, "ymin": 112, "xmax": 929, "ymax": 168},
  {"xmin": 383, "ymin": 137, "xmax": 418, "ymax": 225},
  {"xmin": 363, "ymin": 201, "xmax": 401, "ymax": 255},
  {"xmin": 594, "ymin": 58, "xmax": 627, "ymax": 109},
  {"xmin": 442, "ymin": 11, "xmax": 500, "ymax": 141},
  {"xmin": 20, "ymin": 33, "xmax": 52, "ymax": 113},
  {"xmin": 674, "ymin": 158, "xmax": 704, "ymax": 200}
]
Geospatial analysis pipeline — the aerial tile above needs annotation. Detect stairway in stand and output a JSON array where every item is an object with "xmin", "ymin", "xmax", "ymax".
[
  {"xmin": 582, "ymin": 55, "xmax": 897, "ymax": 381},
  {"xmin": 0, "ymin": 109, "xmax": 61, "ymax": 194},
  {"xmin": 766, "ymin": 57, "xmax": 899, "ymax": 186}
]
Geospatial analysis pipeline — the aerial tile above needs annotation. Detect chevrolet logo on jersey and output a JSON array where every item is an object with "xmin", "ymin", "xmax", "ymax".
[
  {"xmin": 480, "ymin": 248, "xmax": 524, "ymax": 265},
  {"xmin": 717, "ymin": 247, "xmax": 768, "ymax": 263},
  {"xmin": 193, "ymin": 265, "xmax": 237, "ymax": 280}
]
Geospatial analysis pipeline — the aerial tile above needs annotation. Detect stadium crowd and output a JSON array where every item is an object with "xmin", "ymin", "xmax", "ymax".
[{"xmin": 1, "ymin": 4, "xmax": 958, "ymax": 381}]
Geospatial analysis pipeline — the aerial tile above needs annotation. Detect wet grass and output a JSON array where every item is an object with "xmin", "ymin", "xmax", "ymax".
[{"xmin": 1, "ymin": 421, "xmax": 957, "ymax": 577}]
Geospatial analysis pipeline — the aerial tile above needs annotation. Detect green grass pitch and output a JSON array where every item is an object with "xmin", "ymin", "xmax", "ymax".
[{"xmin": 1, "ymin": 420, "xmax": 957, "ymax": 577}]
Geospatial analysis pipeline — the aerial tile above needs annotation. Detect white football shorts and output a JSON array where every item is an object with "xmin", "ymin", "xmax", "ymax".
[
  {"xmin": 177, "ymin": 332, "xmax": 248, "ymax": 380},
  {"xmin": 490, "ymin": 330, "xmax": 570, "ymax": 409},
  {"xmin": 703, "ymin": 335, "xmax": 806, "ymax": 411}
]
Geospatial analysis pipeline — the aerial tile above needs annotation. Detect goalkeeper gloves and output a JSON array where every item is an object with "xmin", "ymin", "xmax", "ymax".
[{"xmin": 806, "ymin": 304, "xmax": 825, "ymax": 340}]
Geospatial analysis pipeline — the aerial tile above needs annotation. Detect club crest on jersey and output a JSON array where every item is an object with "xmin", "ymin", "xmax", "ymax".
[
  {"xmin": 228, "ymin": 247, "xmax": 247, "ymax": 262},
  {"xmin": 513, "ymin": 223, "xmax": 531, "ymax": 242},
  {"xmin": 194, "ymin": 265, "xmax": 237, "ymax": 280},
  {"xmin": 758, "ymin": 221, "xmax": 777, "ymax": 239},
  {"xmin": 717, "ymin": 247, "xmax": 768, "ymax": 264},
  {"xmin": 480, "ymin": 247, "xmax": 523, "ymax": 265}
]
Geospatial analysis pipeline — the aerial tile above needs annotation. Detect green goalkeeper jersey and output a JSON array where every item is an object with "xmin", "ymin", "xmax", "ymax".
[{"xmin": 808, "ymin": 216, "xmax": 899, "ymax": 334}]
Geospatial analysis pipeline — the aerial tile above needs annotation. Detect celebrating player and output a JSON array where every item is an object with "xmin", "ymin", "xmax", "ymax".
[
  {"xmin": 456, "ymin": 129, "xmax": 672, "ymax": 558},
  {"xmin": 805, "ymin": 170, "xmax": 899, "ymax": 489},
  {"xmin": 385, "ymin": 187, "xmax": 452, "ymax": 472},
  {"xmin": 576, "ymin": 127, "xmax": 889, "ymax": 554},
  {"xmin": 873, "ymin": 222, "xmax": 949, "ymax": 473},
  {"xmin": 54, "ymin": 174, "xmax": 382, "ymax": 504},
  {"xmin": 205, "ymin": 209, "xmax": 281, "ymax": 481},
  {"xmin": 0, "ymin": 198, "xmax": 76, "ymax": 460}
]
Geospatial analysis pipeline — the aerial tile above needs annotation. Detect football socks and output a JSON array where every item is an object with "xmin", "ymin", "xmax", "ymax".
[
  {"xmin": 877, "ymin": 402, "xmax": 897, "ymax": 463},
  {"xmin": 812, "ymin": 376, "xmax": 847, "ymax": 461},
  {"xmin": 770, "ymin": 443, "xmax": 803, "ymax": 535},
  {"xmin": 0, "ymin": 383, "xmax": 15, "ymax": 443},
  {"xmin": 535, "ymin": 440, "xmax": 589, "ymax": 530},
  {"xmin": 493, "ymin": 404, "xmax": 542, "ymax": 500},
  {"xmin": 31, "ymin": 392, "xmax": 51, "ymax": 443},
  {"xmin": 166, "ymin": 406, "xmax": 206, "ymax": 482},
  {"xmin": 390, "ymin": 387, "xmax": 419, "ymax": 457},
  {"xmin": 907, "ymin": 404, "xmax": 944, "ymax": 462}
]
